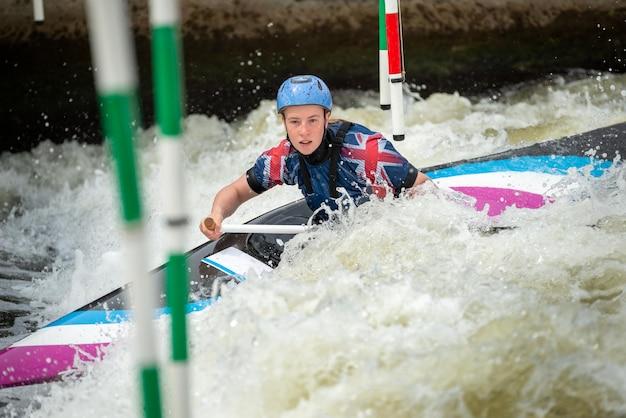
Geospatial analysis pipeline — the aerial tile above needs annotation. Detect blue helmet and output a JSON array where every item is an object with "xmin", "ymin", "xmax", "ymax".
[{"xmin": 276, "ymin": 75, "xmax": 333, "ymax": 113}]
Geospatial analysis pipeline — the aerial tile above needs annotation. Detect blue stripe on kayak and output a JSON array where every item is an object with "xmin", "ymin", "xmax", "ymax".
[
  {"xmin": 45, "ymin": 257, "xmax": 247, "ymax": 327},
  {"xmin": 45, "ymin": 299, "xmax": 216, "ymax": 327},
  {"xmin": 426, "ymin": 156, "xmax": 613, "ymax": 179},
  {"xmin": 201, "ymin": 257, "xmax": 246, "ymax": 283}
]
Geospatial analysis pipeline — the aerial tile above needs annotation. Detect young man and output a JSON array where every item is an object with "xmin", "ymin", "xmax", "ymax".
[{"xmin": 200, "ymin": 75, "xmax": 428, "ymax": 240}]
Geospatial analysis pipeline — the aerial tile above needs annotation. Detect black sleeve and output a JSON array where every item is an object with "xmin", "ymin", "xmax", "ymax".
[
  {"xmin": 246, "ymin": 167, "xmax": 267, "ymax": 194},
  {"xmin": 395, "ymin": 164, "xmax": 420, "ymax": 197}
]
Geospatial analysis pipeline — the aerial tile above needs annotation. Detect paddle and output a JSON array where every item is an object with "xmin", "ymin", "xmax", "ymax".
[{"xmin": 203, "ymin": 217, "xmax": 311, "ymax": 235}]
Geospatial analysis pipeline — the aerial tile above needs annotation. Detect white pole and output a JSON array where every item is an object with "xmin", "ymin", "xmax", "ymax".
[
  {"xmin": 33, "ymin": 0, "xmax": 44, "ymax": 23},
  {"xmin": 86, "ymin": 0, "xmax": 137, "ymax": 93},
  {"xmin": 379, "ymin": 51, "xmax": 391, "ymax": 110},
  {"xmin": 220, "ymin": 224, "xmax": 311, "ymax": 234},
  {"xmin": 389, "ymin": 79, "xmax": 405, "ymax": 141},
  {"xmin": 378, "ymin": 0, "xmax": 390, "ymax": 109},
  {"xmin": 203, "ymin": 218, "xmax": 311, "ymax": 235}
]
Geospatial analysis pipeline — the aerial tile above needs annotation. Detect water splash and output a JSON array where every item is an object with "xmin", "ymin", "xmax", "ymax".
[{"xmin": 1, "ymin": 73, "xmax": 626, "ymax": 416}]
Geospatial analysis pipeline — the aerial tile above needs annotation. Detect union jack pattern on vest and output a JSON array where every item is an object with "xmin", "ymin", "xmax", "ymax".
[{"xmin": 247, "ymin": 122, "xmax": 418, "ymax": 211}]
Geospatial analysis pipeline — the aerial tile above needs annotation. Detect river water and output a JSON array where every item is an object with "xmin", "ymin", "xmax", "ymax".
[{"xmin": 1, "ymin": 72, "xmax": 625, "ymax": 417}]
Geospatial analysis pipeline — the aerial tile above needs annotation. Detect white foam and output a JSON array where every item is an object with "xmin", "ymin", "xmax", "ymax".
[{"xmin": 1, "ymin": 73, "xmax": 626, "ymax": 417}]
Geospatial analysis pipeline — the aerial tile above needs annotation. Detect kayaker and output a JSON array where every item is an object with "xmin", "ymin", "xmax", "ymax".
[{"xmin": 200, "ymin": 74, "xmax": 429, "ymax": 240}]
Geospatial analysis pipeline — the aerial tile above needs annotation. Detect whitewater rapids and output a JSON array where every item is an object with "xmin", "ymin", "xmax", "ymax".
[{"xmin": 1, "ymin": 72, "xmax": 625, "ymax": 417}]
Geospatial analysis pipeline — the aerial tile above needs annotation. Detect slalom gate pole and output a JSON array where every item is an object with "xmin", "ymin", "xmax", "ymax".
[
  {"xmin": 149, "ymin": 0, "xmax": 190, "ymax": 417},
  {"xmin": 378, "ymin": 0, "xmax": 390, "ymax": 110},
  {"xmin": 33, "ymin": 0, "xmax": 44, "ymax": 23},
  {"xmin": 85, "ymin": 2, "xmax": 163, "ymax": 417},
  {"xmin": 384, "ymin": 0, "xmax": 406, "ymax": 141}
]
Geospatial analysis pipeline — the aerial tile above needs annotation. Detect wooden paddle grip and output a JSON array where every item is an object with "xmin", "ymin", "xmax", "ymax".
[{"xmin": 203, "ymin": 217, "xmax": 216, "ymax": 231}]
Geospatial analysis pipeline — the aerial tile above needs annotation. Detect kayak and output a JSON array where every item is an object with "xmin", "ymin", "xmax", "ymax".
[{"xmin": 1, "ymin": 122, "xmax": 624, "ymax": 389}]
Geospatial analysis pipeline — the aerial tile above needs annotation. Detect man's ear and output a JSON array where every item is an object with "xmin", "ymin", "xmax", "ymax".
[{"xmin": 324, "ymin": 111, "xmax": 331, "ymax": 127}]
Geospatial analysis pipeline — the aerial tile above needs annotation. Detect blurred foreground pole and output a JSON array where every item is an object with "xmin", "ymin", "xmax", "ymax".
[
  {"xmin": 378, "ymin": 0, "xmax": 391, "ymax": 110},
  {"xmin": 149, "ymin": 0, "xmax": 191, "ymax": 417},
  {"xmin": 385, "ymin": 0, "xmax": 406, "ymax": 141},
  {"xmin": 33, "ymin": 0, "xmax": 44, "ymax": 23},
  {"xmin": 85, "ymin": 1, "xmax": 163, "ymax": 417}
]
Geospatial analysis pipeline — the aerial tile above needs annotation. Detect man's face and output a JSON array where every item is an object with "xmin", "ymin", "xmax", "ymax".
[{"xmin": 283, "ymin": 105, "xmax": 329, "ymax": 155}]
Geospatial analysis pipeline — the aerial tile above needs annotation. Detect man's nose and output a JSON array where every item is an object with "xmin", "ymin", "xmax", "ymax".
[{"xmin": 298, "ymin": 123, "xmax": 309, "ymax": 136}]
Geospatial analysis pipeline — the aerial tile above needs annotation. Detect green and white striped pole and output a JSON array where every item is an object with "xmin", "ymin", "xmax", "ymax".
[
  {"xmin": 86, "ymin": 2, "xmax": 163, "ymax": 418},
  {"xmin": 149, "ymin": 1, "xmax": 190, "ymax": 418},
  {"xmin": 378, "ymin": 0, "xmax": 390, "ymax": 110}
]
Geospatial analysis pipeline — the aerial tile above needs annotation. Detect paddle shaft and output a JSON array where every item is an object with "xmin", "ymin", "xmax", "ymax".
[{"xmin": 203, "ymin": 218, "xmax": 310, "ymax": 235}]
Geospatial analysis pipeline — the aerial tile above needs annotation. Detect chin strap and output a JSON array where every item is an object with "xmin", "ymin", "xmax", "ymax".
[{"xmin": 328, "ymin": 122, "xmax": 352, "ymax": 198}]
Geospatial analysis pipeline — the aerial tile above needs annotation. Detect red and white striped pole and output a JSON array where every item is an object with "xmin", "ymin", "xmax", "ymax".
[{"xmin": 385, "ymin": 0, "xmax": 405, "ymax": 141}]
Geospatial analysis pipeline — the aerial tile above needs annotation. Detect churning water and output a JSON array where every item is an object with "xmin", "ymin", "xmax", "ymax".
[{"xmin": 1, "ymin": 72, "xmax": 626, "ymax": 417}]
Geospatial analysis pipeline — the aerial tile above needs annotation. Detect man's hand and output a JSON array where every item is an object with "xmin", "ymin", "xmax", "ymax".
[
  {"xmin": 199, "ymin": 174, "xmax": 259, "ymax": 241},
  {"xmin": 199, "ymin": 216, "xmax": 223, "ymax": 241}
]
